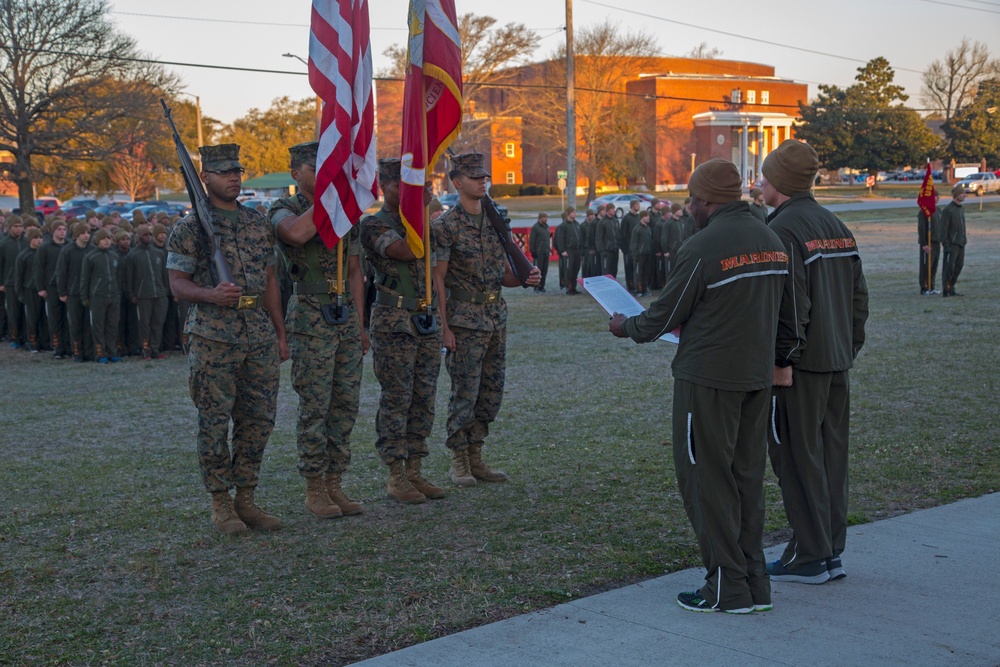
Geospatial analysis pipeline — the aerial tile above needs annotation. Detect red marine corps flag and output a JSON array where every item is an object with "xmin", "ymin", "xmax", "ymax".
[
  {"xmin": 399, "ymin": 0, "xmax": 463, "ymax": 257},
  {"xmin": 917, "ymin": 161, "xmax": 936, "ymax": 218},
  {"xmin": 308, "ymin": 0, "xmax": 377, "ymax": 249}
]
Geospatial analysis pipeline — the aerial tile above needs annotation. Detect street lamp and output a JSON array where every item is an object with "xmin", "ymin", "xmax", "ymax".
[
  {"xmin": 283, "ymin": 52, "xmax": 322, "ymax": 141},
  {"xmin": 176, "ymin": 91, "xmax": 204, "ymax": 165}
]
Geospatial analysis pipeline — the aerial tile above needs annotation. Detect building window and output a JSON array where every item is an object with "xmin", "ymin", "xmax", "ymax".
[
  {"xmin": 761, "ymin": 90, "xmax": 770, "ymax": 105},
  {"xmin": 505, "ymin": 142, "xmax": 516, "ymax": 158},
  {"xmin": 506, "ymin": 171, "xmax": 516, "ymax": 184},
  {"xmin": 746, "ymin": 90, "xmax": 756, "ymax": 104}
]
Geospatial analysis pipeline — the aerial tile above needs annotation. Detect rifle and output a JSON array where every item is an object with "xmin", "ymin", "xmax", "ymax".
[
  {"xmin": 481, "ymin": 193, "xmax": 535, "ymax": 288},
  {"xmin": 160, "ymin": 98, "xmax": 235, "ymax": 286}
]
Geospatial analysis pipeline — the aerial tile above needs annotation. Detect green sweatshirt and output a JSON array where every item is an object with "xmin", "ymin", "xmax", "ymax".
[
  {"xmin": 80, "ymin": 247, "xmax": 123, "ymax": 302},
  {"xmin": 125, "ymin": 244, "xmax": 169, "ymax": 299},
  {"xmin": 768, "ymin": 192, "xmax": 868, "ymax": 372},
  {"xmin": 940, "ymin": 201, "xmax": 966, "ymax": 248},
  {"xmin": 623, "ymin": 201, "xmax": 788, "ymax": 392},
  {"xmin": 55, "ymin": 242, "xmax": 91, "ymax": 297},
  {"xmin": 34, "ymin": 238, "xmax": 66, "ymax": 290}
]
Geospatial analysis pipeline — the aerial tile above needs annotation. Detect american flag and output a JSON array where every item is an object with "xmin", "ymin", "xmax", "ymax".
[
  {"xmin": 399, "ymin": 0, "xmax": 463, "ymax": 257},
  {"xmin": 308, "ymin": 0, "xmax": 377, "ymax": 250}
]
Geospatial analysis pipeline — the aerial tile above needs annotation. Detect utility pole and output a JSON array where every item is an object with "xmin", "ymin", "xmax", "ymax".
[
  {"xmin": 565, "ymin": 0, "xmax": 577, "ymax": 209},
  {"xmin": 284, "ymin": 52, "xmax": 322, "ymax": 140}
]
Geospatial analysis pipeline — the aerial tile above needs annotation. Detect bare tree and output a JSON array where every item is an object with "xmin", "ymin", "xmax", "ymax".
[
  {"xmin": 380, "ymin": 12, "xmax": 539, "ymax": 107},
  {"xmin": 109, "ymin": 141, "xmax": 155, "ymax": 201},
  {"xmin": 686, "ymin": 42, "xmax": 723, "ymax": 59},
  {"xmin": 514, "ymin": 21, "xmax": 662, "ymax": 200},
  {"xmin": 921, "ymin": 38, "xmax": 1000, "ymax": 122},
  {"xmin": 0, "ymin": 0, "xmax": 177, "ymax": 211}
]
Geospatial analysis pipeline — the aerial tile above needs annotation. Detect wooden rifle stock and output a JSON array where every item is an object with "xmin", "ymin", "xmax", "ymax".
[
  {"xmin": 160, "ymin": 98, "xmax": 235, "ymax": 286},
  {"xmin": 481, "ymin": 194, "xmax": 534, "ymax": 287}
]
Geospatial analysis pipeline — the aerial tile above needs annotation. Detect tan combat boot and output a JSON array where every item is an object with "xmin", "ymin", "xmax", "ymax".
[
  {"xmin": 449, "ymin": 448, "xmax": 477, "ymax": 487},
  {"xmin": 406, "ymin": 457, "xmax": 446, "ymax": 499},
  {"xmin": 234, "ymin": 487, "xmax": 282, "ymax": 531},
  {"xmin": 387, "ymin": 459, "xmax": 426, "ymax": 504},
  {"xmin": 325, "ymin": 471, "xmax": 363, "ymax": 516},
  {"xmin": 468, "ymin": 443, "xmax": 509, "ymax": 482},
  {"xmin": 304, "ymin": 475, "xmax": 343, "ymax": 519},
  {"xmin": 210, "ymin": 491, "xmax": 248, "ymax": 535}
]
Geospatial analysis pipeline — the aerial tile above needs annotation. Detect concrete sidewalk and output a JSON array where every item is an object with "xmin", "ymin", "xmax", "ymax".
[{"xmin": 351, "ymin": 493, "xmax": 1000, "ymax": 667}]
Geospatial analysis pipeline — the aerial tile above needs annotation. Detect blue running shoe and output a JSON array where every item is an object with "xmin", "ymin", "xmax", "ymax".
[{"xmin": 767, "ymin": 559, "xmax": 830, "ymax": 585}]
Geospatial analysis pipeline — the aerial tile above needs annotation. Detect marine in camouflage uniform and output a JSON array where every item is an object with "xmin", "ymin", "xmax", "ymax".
[
  {"xmin": 166, "ymin": 143, "xmax": 289, "ymax": 535},
  {"xmin": 433, "ymin": 152, "xmax": 540, "ymax": 487},
  {"xmin": 360, "ymin": 157, "xmax": 445, "ymax": 504},
  {"xmin": 272, "ymin": 141, "xmax": 368, "ymax": 518}
]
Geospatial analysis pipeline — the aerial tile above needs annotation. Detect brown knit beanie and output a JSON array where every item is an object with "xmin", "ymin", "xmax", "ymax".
[
  {"xmin": 152, "ymin": 223, "xmax": 168, "ymax": 238},
  {"xmin": 113, "ymin": 228, "xmax": 130, "ymax": 242},
  {"xmin": 25, "ymin": 227, "xmax": 42, "ymax": 241},
  {"xmin": 762, "ymin": 140, "xmax": 819, "ymax": 195},
  {"xmin": 92, "ymin": 229, "xmax": 111, "ymax": 244},
  {"xmin": 750, "ymin": 188, "xmax": 763, "ymax": 199},
  {"xmin": 670, "ymin": 202, "xmax": 683, "ymax": 213},
  {"xmin": 951, "ymin": 183, "xmax": 964, "ymax": 197},
  {"xmin": 135, "ymin": 224, "xmax": 152, "ymax": 238},
  {"xmin": 688, "ymin": 159, "xmax": 743, "ymax": 204},
  {"xmin": 132, "ymin": 210, "xmax": 147, "ymax": 224},
  {"xmin": 71, "ymin": 222, "xmax": 89, "ymax": 240}
]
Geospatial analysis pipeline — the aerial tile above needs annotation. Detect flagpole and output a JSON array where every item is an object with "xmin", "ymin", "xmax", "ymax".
[{"xmin": 422, "ymin": 76, "xmax": 433, "ymax": 309}]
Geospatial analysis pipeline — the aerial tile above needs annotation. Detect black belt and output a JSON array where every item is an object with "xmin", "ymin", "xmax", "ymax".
[
  {"xmin": 448, "ymin": 288, "xmax": 500, "ymax": 304},
  {"xmin": 293, "ymin": 279, "xmax": 351, "ymax": 295}
]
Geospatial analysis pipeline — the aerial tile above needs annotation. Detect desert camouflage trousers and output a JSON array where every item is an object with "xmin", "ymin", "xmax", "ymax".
[
  {"xmin": 188, "ymin": 333, "xmax": 279, "ymax": 493},
  {"xmin": 290, "ymin": 310, "xmax": 363, "ymax": 477},
  {"xmin": 370, "ymin": 328, "xmax": 442, "ymax": 463},
  {"xmin": 444, "ymin": 326, "xmax": 506, "ymax": 451}
]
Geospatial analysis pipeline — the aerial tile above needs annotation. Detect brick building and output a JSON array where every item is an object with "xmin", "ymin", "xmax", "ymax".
[{"xmin": 375, "ymin": 56, "xmax": 806, "ymax": 192}]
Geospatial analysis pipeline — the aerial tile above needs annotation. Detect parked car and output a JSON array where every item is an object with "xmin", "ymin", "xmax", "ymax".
[
  {"xmin": 63, "ymin": 198, "xmax": 100, "ymax": 210},
  {"xmin": 34, "ymin": 197, "xmax": 61, "ymax": 215},
  {"xmin": 589, "ymin": 193, "xmax": 655, "ymax": 218},
  {"xmin": 956, "ymin": 172, "xmax": 1000, "ymax": 196},
  {"xmin": 436, "ymin": 193, "xmax": 459, "ymax": 210},
  {"xmin": 94, "ymin": 203, "xmax": 133, "ymax": 216},
  {"xmin": 59, "ymin": 205, "xmax": 93, "ymax": 218},
  {"xmin": 241, "ymin": 197, "xmax": 279, "ymax": 212}
]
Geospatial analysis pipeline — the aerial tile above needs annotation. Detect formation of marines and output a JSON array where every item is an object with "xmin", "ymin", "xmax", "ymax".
[{"xmin": 1, "ymin": 208, "xmax": 185, "ymax": 361}]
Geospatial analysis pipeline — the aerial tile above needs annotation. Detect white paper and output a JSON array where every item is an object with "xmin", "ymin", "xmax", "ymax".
[{"xmin": 580, "ymin": 275, "xmax": 680, "ymax": 344}]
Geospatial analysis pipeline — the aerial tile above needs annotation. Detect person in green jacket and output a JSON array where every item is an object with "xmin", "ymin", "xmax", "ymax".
[
  {"xmin": 34, "ymin": 219, "xmax": 70, "ymax": 358},
  {"xmin": 941, "ymin": 184, "xmax": 967, "ymax": 297},
  {"xmin": 629, "ymin": 210, "xmax": 654, "ymax": 296},
  {"xmin": 763, "ymin": 140, "xmax": 869, "ymax": 585},
  {"xmin": 528, "ymin": 212, "xmax": 551, "ymax": 293},
  {"xmin": 610, "ymin": 158, "xmax": 788, "ymax": 615},
  {"xmin": 0, "ymin": 214, "xmax": 27, "ymax": 347},
  {"xmin": 81, "ymin": 228, "xmax": 123, "ymax": 362},
  {"xmin": 553, "ymin": 207, "xmax": 582, "ymax": 294},
  {"xmin": 748, "ymin": 188, "xmax": 768, "ymax": 222},
  {"xmin": 620, "ymin": 199, "xmax": 641, "ymax": 292},
  {"xmin": 56, "ymin": 223, "xmax": 94, "ymax": 361},
  {"xmin": 596, "ymin": 203, "xmax": 620, "ymax": 279},
  {"xmin": 125, "ymin": 224, "xmax": 170, "ymax": 359},
  {"xmin": 15, "ymin": 227, "xmax": 44, "ymax": 352}
]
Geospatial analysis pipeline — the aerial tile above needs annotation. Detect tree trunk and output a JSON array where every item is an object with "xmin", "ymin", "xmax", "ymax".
[{"xmin": 16, "ymin": 148, "xmax": 35, "ymax": 217}]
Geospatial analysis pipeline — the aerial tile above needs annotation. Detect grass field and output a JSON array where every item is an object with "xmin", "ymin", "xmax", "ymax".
[{"xmin": 2, "ymin": 204, "xmax": 998, "ymax": 666}]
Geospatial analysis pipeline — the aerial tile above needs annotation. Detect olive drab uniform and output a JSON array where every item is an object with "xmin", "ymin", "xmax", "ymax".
[
  {"xmin": 528, "ymin": 218, "xmax": 551, "ymax": 292},
  {"xmin": 940, "ymin": 199, "xmax": 966, "ymax": 296},
  {"xmin": 553, "ymin": 215, "xmax": 582, "ymax": 293},
  {"xmin": 620, "ymin": 210, "xmax": 640, "ymax": 292},
  {"xmin": 1, "ymin": 231, "xmax": 27, "ymax": 345},
  {"xmin": 596, "ymin": 211, "xmax": 620, "ymax": 279},
  {"xmin": 166, "ymin": 203, "xmax": 280, "ymax": 495},
  {"xmin": 271, "ymin": 193, "xmax": 364, "ymax": 478},
  {"xmin": 436, "ymin": 202, "xmax": 509, "ymax": 454},
  {"xmin": 14, "ymin": 243, "xmax": 43, "ymax": 350},
  {"xmin": 360, "ymin": 206, "xmax": 442, "ymax": 464},
  {"xmin": 56, "ymin": 239, "xmax": 94, "ymax": 360},
  {"xmin": 80, "ymin": 244, "xmax": 122, "ymax": 360},
  {"xmin": 35, "ymin": 235, "xmax": 69, "ymax": 356},
  {"xmin": 629, "ymin": 220, "xmax": 654, "ymax": 295},
  {"xmin": 125, "ymin": 241, "xmax": 170, "ymax": 356},
  {"xmin": 767, "ymin": 191, "xmax": 869, "ymax": 573},
  {"xmin": 623, "ymin": 201, "xmax": 788, "ymax": 612}
]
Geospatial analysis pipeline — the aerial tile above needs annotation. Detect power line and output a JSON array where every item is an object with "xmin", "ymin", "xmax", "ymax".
[
  {"xmin": 911, "ymin": 0, "xmax": 1000, "ymax": 12},
  {"xmin": 0, "ymin": 43, "xmax": 944, "ymax": 112},
  {"xmin": 110, "ymin": 11, "xmax": 562, "ymax": 32},
  {"xmin": 578, "ymin": 0, "xmax": 925, "ymax": 74}
]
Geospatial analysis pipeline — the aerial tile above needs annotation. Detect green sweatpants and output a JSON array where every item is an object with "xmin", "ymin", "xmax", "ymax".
[
  {"xmin": 672, "ymin": 379, "xmax": 770, "ymax": 611},
  {"xmin": 768, "ymin": 369, "xmax": 851, "ymax": 569}
]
